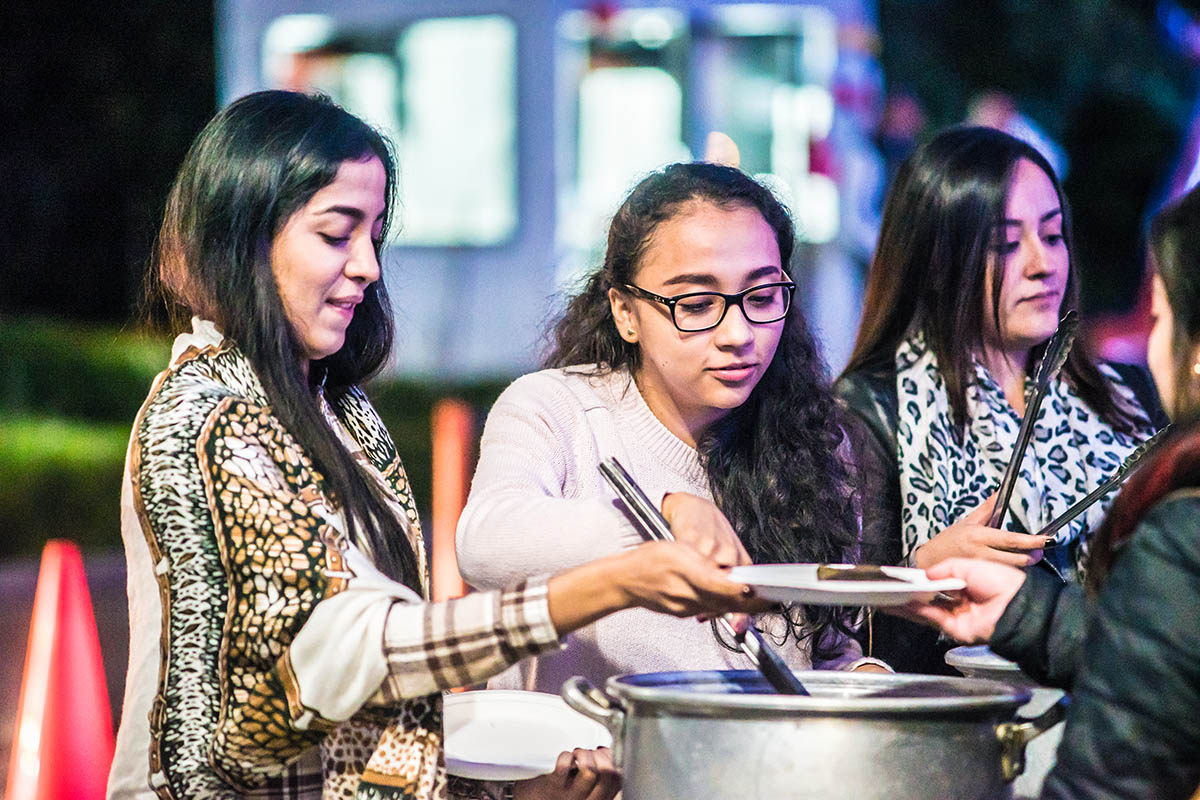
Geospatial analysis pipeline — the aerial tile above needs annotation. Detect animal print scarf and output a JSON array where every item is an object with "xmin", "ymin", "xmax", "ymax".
[{"xmin": 895, "ymin": 333, "xmax": 1154, "ymax": 581}]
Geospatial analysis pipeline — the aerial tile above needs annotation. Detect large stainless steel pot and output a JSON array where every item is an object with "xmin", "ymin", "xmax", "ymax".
[
  {"xmin": 945, "ymin": 646, "xmax": 1066, "ymax": 799},
  {"xmin": 563, "ymin": 670, "xmax": 1065, "ymax": 800}
]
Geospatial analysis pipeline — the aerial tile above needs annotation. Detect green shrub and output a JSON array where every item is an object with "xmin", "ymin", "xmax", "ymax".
[
  {"xmin": 0, "ymin": 415, "xmax": 128, "ymax": 557},
  {"xmin": 0, "ymin": 316, "xmax": 170, "ymax": 424}
]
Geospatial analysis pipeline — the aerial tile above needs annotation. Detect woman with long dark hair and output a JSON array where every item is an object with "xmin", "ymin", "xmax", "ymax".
[
  {"xmin": 900, "ymin": 183, "xmax": 1200, "ymax": 799},
  {"xmin": 109, "ymin": 91, "xmax": 768, "ymax": 800},
  {"xmin": 837, "ymin": 126, "xmax": 1165, "ymax": 673},
  {"xmin": 456, "ymin": 162, "xmax": 883, "ymax": 695}
]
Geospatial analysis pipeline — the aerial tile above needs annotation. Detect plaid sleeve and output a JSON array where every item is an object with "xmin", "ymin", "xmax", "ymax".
[{"xmin": 376, "ymin": 577, "xmax": 562, "ymax": 700}]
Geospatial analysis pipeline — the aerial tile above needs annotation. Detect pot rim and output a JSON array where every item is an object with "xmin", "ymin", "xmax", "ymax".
[{"xmin": 603, "ymin": 670, "xmax": 1032, "ymax": 716}]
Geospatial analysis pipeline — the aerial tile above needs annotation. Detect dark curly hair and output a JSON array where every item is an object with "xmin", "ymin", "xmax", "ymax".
[{"xmin": 545, "ymin": 162, "xmax": 859, "ymax": 659}]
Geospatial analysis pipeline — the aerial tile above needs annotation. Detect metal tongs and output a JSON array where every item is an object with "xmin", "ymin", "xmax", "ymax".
[
  {"xmin": 598, "ymin": 457, "xmax": 810, "ymax": 695},
  {"xmin": 1039, "ymin": 425, "xmax": 1172, "ymax": 545},
  {"xmin": 988, "ymin": 311, "xmax": 1080, "ymax": 529}
]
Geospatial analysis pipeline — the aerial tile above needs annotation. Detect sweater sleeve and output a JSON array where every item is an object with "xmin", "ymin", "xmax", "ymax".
[
  {"xmin": 1040, "ymin": 496, "xmax": 1200, "ymax": 800},
  {"xmin": 456, "ymin": 373, "xmax": 645, "ymax": 590},
  {"xmin": 810, "ymin": 625, "xmax": 864, "ymax": 670}
]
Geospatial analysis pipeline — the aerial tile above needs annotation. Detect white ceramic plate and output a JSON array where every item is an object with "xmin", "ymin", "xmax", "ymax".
[
  {"xmin": 727, "ymin": 564, "xmax": 965, "ymax": 607},
  {"xmin": 443, "ymin": 690, "xmax": 612, "ymax": 781}
]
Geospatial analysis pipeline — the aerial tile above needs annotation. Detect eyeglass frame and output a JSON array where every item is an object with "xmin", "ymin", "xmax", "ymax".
[{"xmin": 619, "ymin": 278, "xmax": 797, "ymax": 332}]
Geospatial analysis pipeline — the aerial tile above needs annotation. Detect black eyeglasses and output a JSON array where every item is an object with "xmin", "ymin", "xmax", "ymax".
[{"xmin": 622, "ymin": 280, "xmax": 796, "ymax": 332}]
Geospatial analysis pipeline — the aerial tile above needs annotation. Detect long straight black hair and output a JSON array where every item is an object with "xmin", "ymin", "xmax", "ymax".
[
  {"xmin": 546, "ymin": 162, "xmax": 859, "ymax": 658},
  {"xmin": 842, "ymin": 125, "xmax": 1139, "ymax": 433},
  {"xmin": 150, "ymin": 90, "xmax": 419, "ymax": 589}
]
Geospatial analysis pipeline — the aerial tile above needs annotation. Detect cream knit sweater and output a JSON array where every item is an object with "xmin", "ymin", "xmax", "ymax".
[{"xmin": 455, "ymin": 366, "xmax": 859, "ymax": 694}]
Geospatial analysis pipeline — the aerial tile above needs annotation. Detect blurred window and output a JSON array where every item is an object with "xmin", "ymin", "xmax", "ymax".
[
  {"xmin": 554, "ymin": 5, "xmax": 845, "ymax": 287},
  {"xmin": 699, "ymin": 5, "xmax": 841, "ymax": 245},
  {"xmin": 262, "ymin": 14, "xmax": 518, "ymax": 246},
  {"xmin": 555, "ymin": 9, "xmax": 691, "ymax": 285}
]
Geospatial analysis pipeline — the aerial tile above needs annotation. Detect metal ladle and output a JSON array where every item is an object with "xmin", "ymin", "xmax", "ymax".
[{"xmin": 598, "ymin": 457, "xmax": 810, "ymax": 695}]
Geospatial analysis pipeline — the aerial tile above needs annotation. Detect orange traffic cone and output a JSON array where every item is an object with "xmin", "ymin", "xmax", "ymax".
[
  {"xmin": 6, "ymin": 539, "xmax": 114, "ymax": 800},
  {"xmin": 430, "ymin": 398, "xmax": 473, "ymax": 603}
]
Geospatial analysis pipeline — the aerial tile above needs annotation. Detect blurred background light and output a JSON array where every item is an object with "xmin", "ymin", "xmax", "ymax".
[
  {"xmin": 393, "ymin": 16, "xmax": 517, "ymax": 246},
  {"xmin": 630, "ymin": 10, "xmax": 684, "ymax": 50}
]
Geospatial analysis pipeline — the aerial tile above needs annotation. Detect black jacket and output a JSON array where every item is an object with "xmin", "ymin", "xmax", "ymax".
[
  {"xmin": 991, "ymin": 492, "xmax": 1200, "ymax": 800},
  {"xmin": 836, "ymin": 361, "xmax": 1168, "ymax": 674}
]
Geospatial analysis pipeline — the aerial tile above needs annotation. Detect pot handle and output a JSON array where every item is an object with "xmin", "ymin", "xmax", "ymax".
[
  {"xmin": 996, "ymin": 695, "xmax": 1070, "ymax": 781},
  {"xmin": 561, "ymin": 677, "xmax": 627, "ymax": 765}
]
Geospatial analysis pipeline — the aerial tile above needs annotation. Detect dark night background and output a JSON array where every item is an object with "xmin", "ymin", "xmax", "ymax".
[
  {"xmin": 1, "ymin": 0, "xmax": 1198, "ymax": 324},
  {"xmin": 0, "ymin": 1, "xmax": 216, "ymax": 324},
  {"xmin": 879, "ymin": 0, "xmax": 1199, "ymax": 314}
]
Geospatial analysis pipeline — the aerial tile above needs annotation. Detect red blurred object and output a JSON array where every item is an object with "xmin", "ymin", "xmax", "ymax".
[
  {"xmin": 1087, "ymin": 269, "xmax": 1154, "ymax": 365},
  {"xmin": 809, "ymin": 137, "xmax": 839, "ymax": 181},
  {"xmin": 587, "ymin": 0, "xmax": 620, "ymax": 24},
  {"xmin": 6, "ymin": 540, "xmax": 114, "ymax": 800},
  {"xmin": 431, "ymin": 399, "xmax": 473, "ymax": 603}
]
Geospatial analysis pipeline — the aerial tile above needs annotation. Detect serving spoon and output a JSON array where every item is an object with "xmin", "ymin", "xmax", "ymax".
[{"xmin": 598, "ymin": 457, "xmax": 811, "ymax": 695}]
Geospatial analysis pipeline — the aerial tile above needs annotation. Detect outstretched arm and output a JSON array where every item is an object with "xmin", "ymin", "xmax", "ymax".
[{"xmin": 890, "ymin": 556, "xmax": 1084, "ymax": 689}]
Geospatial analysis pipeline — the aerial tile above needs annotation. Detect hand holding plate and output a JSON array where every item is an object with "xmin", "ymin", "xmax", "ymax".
[
  {"xmin": 889, "ymin": 558, "xmax": 1028, "ymax": 643},
  {"xmin": 513, "ymin": 747, "xmax": 621, "ymax": 800}
]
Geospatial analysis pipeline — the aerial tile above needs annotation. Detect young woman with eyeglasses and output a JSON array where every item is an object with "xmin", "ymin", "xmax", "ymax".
[{"xmin": 456, "ymin": 162, "xmax": 885, "ymax": 696}]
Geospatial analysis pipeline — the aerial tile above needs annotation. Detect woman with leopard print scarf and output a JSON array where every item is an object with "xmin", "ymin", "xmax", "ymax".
[
  {"xmin": 898, "ymin": 180, "xmax": 1200, "ymax": 800},
  {"xmin": 109, "ymin": 90, "xmax": 769, "ymax": 800},
  {"xmin": 836, "ymin": 126, "xmax": 1166, "ymax": 674}
]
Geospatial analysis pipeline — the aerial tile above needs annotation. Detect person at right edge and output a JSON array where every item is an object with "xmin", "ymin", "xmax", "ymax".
[
  {"xmin": 836, "ymin": 126, "xmax": 1167, "ymax": 673},
  {"xmin": 899, "ymin": 182, "xmax": 1200, "ymax": 799}
]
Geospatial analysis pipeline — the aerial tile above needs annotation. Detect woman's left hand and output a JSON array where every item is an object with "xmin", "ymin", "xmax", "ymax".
[{"xmin": 512, "ymin": 747, "xmax": 621, "ymax": 800}]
